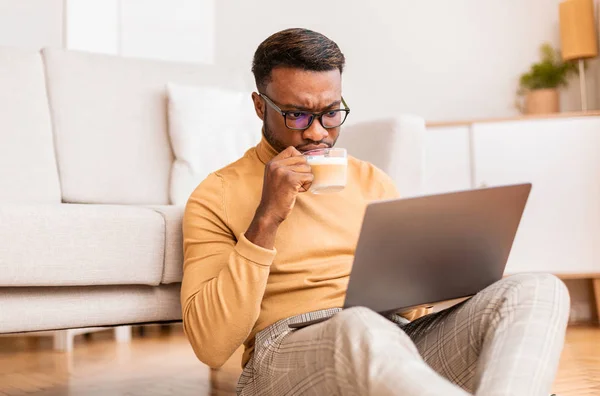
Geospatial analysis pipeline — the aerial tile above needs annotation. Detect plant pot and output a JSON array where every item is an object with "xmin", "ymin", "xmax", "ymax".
[{"xmin": 524, "ymin": 88, "xmax": 559, "ymax": 115}]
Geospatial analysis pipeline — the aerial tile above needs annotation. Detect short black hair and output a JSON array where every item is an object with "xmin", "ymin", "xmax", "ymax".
[{"xmin": 251, "ymin": 28, "xmax": 345, "ymax": 91}]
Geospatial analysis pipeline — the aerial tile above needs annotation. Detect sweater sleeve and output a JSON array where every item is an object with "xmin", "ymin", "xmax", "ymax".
[{"xmin": 180, "ymin": 173, "xmax": 276, "ymax": 368}]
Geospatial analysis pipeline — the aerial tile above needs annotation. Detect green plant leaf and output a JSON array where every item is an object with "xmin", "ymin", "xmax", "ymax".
[{"xmin": 518, "ymin": 42, "xmax": 578, "ymax": 92}]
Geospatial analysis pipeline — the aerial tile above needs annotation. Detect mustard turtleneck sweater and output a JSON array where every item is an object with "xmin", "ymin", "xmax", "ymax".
[{"xmin": 181, "ymin": 137, "xmax": 428, "ymax": 369}]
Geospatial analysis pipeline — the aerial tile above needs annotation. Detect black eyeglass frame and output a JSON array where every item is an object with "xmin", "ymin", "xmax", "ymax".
[{"xmin": 259, "ymin": 93, "xmax": 351, "ymax": 130}]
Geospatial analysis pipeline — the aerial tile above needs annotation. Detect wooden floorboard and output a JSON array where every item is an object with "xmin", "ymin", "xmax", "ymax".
[
  {"xmin": 0, "ymin": 324, "xmax": 598, "ymax": 395},
  {"xmin": 552, "ymin": 326, "xmax": 600, "ymax": 396}
]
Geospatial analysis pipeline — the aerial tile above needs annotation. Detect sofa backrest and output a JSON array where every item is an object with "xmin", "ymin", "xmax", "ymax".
[
  {"xmin": 0, "ymin": 46, "xmax": 61, "ymax": 203},
  {"xmin": 338, "ymin": 115, "xmax": 425, "ymax": 198},
  {"xmin": 42, "ymin": 48, "xmax": 246, "ymax": 205}
]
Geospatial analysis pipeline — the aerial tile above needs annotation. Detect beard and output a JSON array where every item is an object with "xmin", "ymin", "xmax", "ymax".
[{"xmin": 262, "ymin": 115, "xmax": 287, "ymax": 154}]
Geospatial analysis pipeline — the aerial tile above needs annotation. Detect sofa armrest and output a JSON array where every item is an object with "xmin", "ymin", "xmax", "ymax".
[
  {"xmin": 0, "ymin": 204, "xmax": 165, "ymax": 287},
  {"xmin": 144, "ymin": 205, "xmax": 184, "ymax": 284},
  {"xmin": 338, "ymin": 115, "xmax": 426, "ymax": 197}
]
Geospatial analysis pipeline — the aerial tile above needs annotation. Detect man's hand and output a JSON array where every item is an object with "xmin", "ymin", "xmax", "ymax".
[{"xmin": 245, "ymin": 146, "xmax": 313, "ymax": 249}]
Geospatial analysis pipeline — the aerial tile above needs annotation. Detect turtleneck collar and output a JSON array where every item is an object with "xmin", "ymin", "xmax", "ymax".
[{"xmin": 256, "ymin": 134, "xmax": 280, "ymax": 164}]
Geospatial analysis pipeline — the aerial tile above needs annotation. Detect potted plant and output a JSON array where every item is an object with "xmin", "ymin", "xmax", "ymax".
[{"xmin": 517, "ymin": 43, "xmax": 578, "ymax": 114}]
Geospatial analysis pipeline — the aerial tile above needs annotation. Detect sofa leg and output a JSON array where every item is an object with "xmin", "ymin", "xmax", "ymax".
[
  {"xmin": 114, "ymin": 325, "xmax": 132, "ymax": 343},
  {"xmin": 592, "ymin": 278, "xmax": 600, "ymax": 325},
  {"xmin": 53, "ymin": 329, "xmax": 75, "ymax": 352}
]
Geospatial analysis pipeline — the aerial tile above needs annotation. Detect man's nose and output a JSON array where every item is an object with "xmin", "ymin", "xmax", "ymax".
[{"xmin": 302, "ymin": 117, "xmax": 329, "ymax": 142}]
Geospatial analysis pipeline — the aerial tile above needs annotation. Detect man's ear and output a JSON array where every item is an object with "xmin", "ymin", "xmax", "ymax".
[{"xmin": 251, "ymin": 92, "xmax": 265, "ymax": 121}]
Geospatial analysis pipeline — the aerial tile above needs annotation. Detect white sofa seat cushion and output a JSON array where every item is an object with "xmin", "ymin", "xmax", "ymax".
[
  {"xmin": 146, "ymin": 205, "xmax": 184, "ymax": 284},
  {"xmin": 0, "ymin": 204, "xmax": 166, "ymax": 287},
  {"xmin": 0, "ymin": 283, "xmax": 181, "ymax": 333},
  {"xmin": 167, "ymin": 83, "xmax": 262, "ymax": 205},
  {"xmin": 42, "ymin": 48, "xmax": 247, "ymax": 205},
  {"xmin": 0, "ymin": 46, "xmax": 61, "ymax": 203}
]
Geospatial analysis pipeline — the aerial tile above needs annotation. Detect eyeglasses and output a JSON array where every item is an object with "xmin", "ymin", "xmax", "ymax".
[{"xmin": 260, "ymin": 93, "xmax": 350, "ymax": 130}]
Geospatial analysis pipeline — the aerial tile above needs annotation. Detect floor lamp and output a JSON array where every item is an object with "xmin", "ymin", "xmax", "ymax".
[{"xmin": 559, "ymin": 0, "xmax": 599, "ymax": 111}]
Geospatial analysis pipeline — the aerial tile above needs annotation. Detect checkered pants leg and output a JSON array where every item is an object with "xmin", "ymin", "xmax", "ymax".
[{"xmin": 237, "ymin": 273, "xmax": 569, "ymax": 396}]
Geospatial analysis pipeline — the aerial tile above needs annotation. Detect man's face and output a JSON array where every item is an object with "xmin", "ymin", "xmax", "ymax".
[{"xmin": 251, "ymin": 67, "xmax": 342, "ymax": 153}]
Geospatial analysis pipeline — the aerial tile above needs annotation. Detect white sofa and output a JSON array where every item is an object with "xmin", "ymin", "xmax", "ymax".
[{"xmin": 0, "ymin": 46, "xmax": 425, "ymax": 339}]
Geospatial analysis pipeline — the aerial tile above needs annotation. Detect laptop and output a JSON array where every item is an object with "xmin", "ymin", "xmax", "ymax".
[{"xmin": 289, "ymin": 183, "xmax": 532, "ymax": 329}]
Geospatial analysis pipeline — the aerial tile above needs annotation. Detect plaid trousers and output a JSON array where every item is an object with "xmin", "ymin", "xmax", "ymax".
[{"xmin": 237, "ymin": 273, "xmax": 570, "ymax": 396}]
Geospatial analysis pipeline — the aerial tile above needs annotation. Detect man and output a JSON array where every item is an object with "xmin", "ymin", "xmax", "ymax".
[{"xmin": 181, "ymin": 28, "xmax": 569, "ymax": 396}]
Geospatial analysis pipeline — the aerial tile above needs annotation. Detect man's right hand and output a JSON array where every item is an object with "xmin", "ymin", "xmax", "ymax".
[{"xmin": 245, "ymin": 146, "xmax": 313, "ymax": 249}]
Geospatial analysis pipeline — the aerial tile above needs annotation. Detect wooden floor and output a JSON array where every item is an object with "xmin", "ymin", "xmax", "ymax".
[
  {"xmin": 0, "ymin": 324, "xmax": 598, "ymax": 395},
  {"xmin": 553, "ymin": 326, "xmax": 600, "ymax": 396}
]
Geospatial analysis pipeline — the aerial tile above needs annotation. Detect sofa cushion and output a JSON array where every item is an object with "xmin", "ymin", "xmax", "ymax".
[
  {"xmin": 147, "ymin": 205, "xmax": 184, "ymax": 284},
  {"xmin": 167, "ymin": 83, "xmax": 262, "ymax": 205},
  {"xmin": 0, "ymin": 204, "xmax": 166, "ymax": 287},
  {"xmin": 42, "ymin": 48, "xmax": 247, "ymax": 205},
  {"xmin": 0, "ymin": 46, "xmax": 61, "ymax": 203},
  {"xmin": 0, "ymin": 283, "xmax": 181, "ymax": 333}
]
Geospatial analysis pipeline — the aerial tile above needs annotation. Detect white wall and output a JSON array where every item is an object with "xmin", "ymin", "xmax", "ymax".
[
  {"xmin": 213, "ymin": 0, "xmax": 599, "ymax": 123},
  {"xmin": 1, "ymin": 0, "xmax": 598, "ymax": 122},
  {"xmin": 66, "ymin": 0, "xmax": 215, "ymax": 64},
  {"xmin": 0, "ymin": 0, "xmax": 64, "ymax": 50},
  {"xmin": 66, "ymin": 0, "xmax": 119, "ymax": 54},
  {"xmin": 120, "ymin": 0, "xmax": 214, "ymax": 64}
]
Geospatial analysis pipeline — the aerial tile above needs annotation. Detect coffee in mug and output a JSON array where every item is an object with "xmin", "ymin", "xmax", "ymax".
[{"xmin": 304, "ymin": 148, "xmax": 347, "ymax": 194}]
